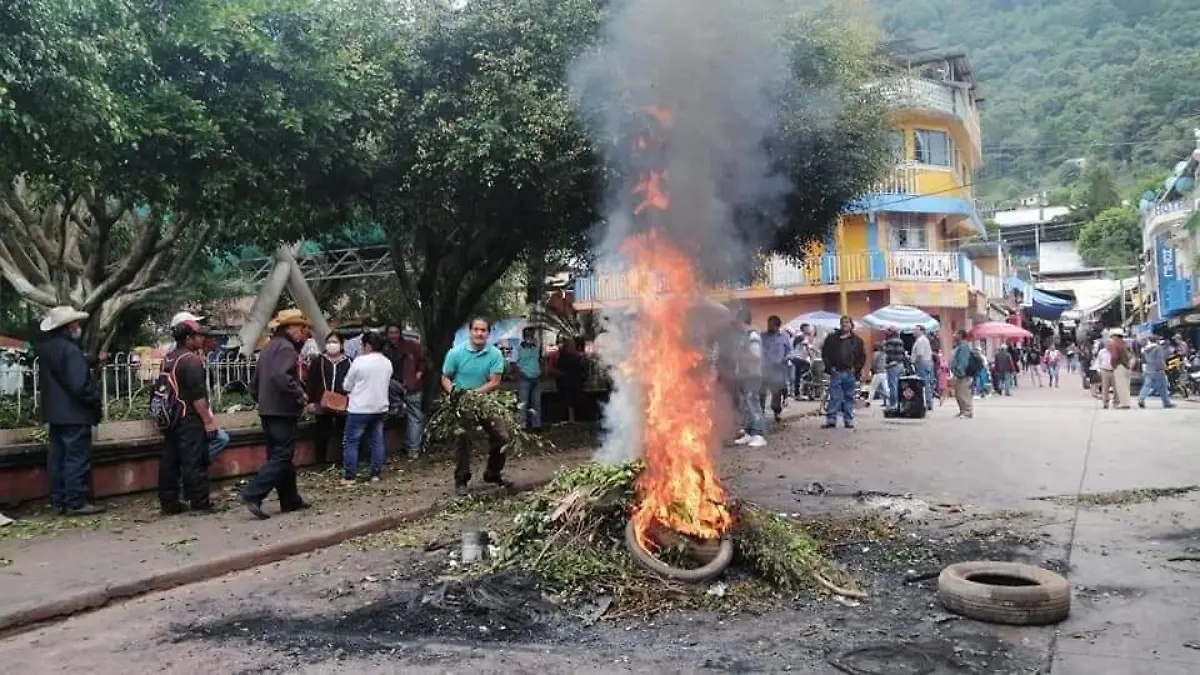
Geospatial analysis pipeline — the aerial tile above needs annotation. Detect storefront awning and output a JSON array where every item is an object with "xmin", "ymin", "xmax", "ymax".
[{"xmin": 1005, "ymin": 276, "xmax": 1072, "ymax": 320}]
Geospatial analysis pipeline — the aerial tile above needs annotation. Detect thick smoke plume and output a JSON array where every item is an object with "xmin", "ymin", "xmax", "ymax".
[{"xmin": 571, "ymin": 0, "xmax": 795, "ymax": 464}]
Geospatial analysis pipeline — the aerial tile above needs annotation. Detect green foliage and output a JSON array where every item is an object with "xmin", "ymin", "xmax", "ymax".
[
  {"xmin": 1070, "ymin": 162, "xmax": 1123, "ymax": 222},
  {"xmin": 872, "ymin": 0, "xmax": 1200, "ymax": 194},
  {"xmin": 1076, "ymin": 206, "xmax": 1141, "ymax": 269},
  {"xmin": 423, "ymin": 388, "xmax": 549, "ymax": 455}
]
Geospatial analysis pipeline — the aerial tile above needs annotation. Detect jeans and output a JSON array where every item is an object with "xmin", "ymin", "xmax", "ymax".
[
  {"xmin": 454, "ymin": 415, "xmax": 510, "ymax": 486},
  {"xmin": 47, "ymin": 424, "xmax": 93, "ymax": 510},
  {"xmin": 207, "ymin": 427, "xmax": 230, "ymax": 462},
  {"xmin": 826, "ymin": 370, "xmax": 856, "ymax": 425},
  {"xmin": 999, "ymin": 372, "xmax": 1014, "ymax": 396},
  {"xmin": 310, "ymin": 414, "xmax": 345, "ymax": 465},
  {"xmin": 241, "ymin": 416, "xmax": 304, "ymax": 509},
  {"xmin": 737, "ymin": 378, "xmax": 764, "ymax": 437},
  {"xmin": 343, "ymin": 412, "xmax": 387, "ymax": 479},
  {"xmin": 1047, "ymin": 363, "xmax": 1060, "ymax": 387},
  {"xmin": 868, "ymin": 372, "xmax": 889, "ymax": 402},
  {"xmin": 518, "ymin": 377, "xmax": 542, "ymax": 429},
  {"xmin": 1139, "ymin": 371, "xmax": 1173, "ymax": 407},
  {"xmin": 761, "ymin": 368, "xmax": 787, "ymax": 416},
  {"xmin": 916, "ymin": 362, "xmax": 934, "ymax": 410},
  {"xmin": 886, "ymin": 365, "xmax": 902, "ymax": 408},
  {"xmin": 160, "ymin": 422, "xmax": 210, "ymax": 508},
  {"xmin": 790, "ymin": 359, "xmax": 811, "ymax": 398},
  {"xmin": 403, "ymin": 391, "xmax": 423, "ymax": 453}
]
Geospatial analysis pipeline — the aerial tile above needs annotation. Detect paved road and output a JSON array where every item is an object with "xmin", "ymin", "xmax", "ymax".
[{"xmin": 1, "ymin": 385, "xmax": 1196, "ymax": 673}]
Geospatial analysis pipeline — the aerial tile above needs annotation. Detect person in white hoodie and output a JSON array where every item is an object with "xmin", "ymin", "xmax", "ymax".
[{"xmin": 340, "ymin": 331, "xmax": 393, "ymax": 485}]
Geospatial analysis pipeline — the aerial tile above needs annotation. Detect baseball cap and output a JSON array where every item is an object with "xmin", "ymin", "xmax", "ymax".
[
  {"xmin": 170, "ymin": 311, "xmax": 205, "ymax": 327},
  {"xmin": 172, "ymin": 320, "xmax": 210, "ymax": 341}
]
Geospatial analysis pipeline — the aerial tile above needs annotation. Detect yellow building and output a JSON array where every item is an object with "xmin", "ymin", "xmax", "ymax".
[{"xmin": 574, "ymin": 52, "xmax": 1004, "ymax": 334}]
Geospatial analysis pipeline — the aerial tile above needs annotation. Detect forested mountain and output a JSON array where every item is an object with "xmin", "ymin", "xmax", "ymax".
[{"xmin": 870, "ymin": 0, "xmax": 1200, "ymax": 202}]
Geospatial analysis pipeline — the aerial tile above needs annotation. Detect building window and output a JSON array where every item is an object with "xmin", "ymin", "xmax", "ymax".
[
  {"xmin": 888, "ymin": 131, "xmax": 906, "ymax": 163},
  {"xmin": 888, "ymin": 214, "xmax": 928, "ymax": 250},
  {"xmin": 913, "ymin": 129, "xmax": 952, "ymax": 167}
]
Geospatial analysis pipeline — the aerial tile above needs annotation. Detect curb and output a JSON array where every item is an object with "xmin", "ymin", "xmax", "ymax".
[{"xmin": 0, "ymin": 476, "xmax": 552, "ymax": 635}]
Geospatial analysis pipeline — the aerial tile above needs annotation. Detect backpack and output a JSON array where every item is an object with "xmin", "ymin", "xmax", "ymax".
[
  {"xmin": 150, "ymin": 353, "xmax": 196, "ymax": 432},
  {"xmin": 965, "ymin": 349, "xmax": 984, "ymax": 377}
]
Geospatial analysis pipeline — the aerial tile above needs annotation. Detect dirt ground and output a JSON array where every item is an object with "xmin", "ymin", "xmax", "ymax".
[{"xmin": 3, "ymin": 386, "xmax": 1199, "ymax": 674}]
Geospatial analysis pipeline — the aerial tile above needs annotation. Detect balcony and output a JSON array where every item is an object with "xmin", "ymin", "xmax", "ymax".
[
  {"xmin": 879, "ymin": 77, "xmax": 982, "ymax": 162},
  {"xmin": 574, "ymin": 250, "xmax": 1004, "ymax": 305},
  {"xmin": 1143, "ymin": 199, "xmax": 1195, "ymax": 248},
  {"xmin": 872, "ymin": 161, "xmax": 969, "ymax": 199}
]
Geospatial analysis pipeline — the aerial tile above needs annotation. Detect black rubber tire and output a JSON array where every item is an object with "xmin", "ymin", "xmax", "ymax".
[
  {"xmin": 938, "ymin": 561, "xmax": 1071, "ymax": 626},
  {"xmin": 624, "ymin": 520, "xmax": 733, "ymax": 584}
]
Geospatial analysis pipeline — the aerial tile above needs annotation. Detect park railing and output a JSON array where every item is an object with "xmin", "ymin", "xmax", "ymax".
[{"xmin": 0, "ymin": 351, "xmax": 260, "ymax": 429}]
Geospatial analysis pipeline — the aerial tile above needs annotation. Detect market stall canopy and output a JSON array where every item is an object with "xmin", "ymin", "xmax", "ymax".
[
  {"xmin": 970, "ymin": 321, "xmax": 1033, "ymax": 340},
  {"xmin": 783, "ymin": 311, "xmax": 856, "ymax": 333},
  {"xmin": 861, "ymin": 305, "xmax": 940, "ymax": 332},
  {"xmin": 1035, "ymin": 278, "xmax": 1133, "ymax": 321},
  {"xmin": 1004, "ymin": 276, "xmax": 1072, "ymax": 320}
]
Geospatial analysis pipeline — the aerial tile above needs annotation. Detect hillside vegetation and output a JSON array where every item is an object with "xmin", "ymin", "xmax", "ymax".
[{"xmin": 871, "ymin": 0, "xmax": 1200, "ymax": 202}]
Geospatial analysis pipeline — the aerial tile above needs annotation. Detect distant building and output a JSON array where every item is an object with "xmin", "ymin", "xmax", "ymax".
[{"xmin": 1137, "ymin": 130, "xmax": 1200, "ymax": 333}]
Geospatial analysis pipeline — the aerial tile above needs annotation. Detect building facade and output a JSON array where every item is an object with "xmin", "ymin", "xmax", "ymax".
[
  {"xmin": 574, "ymin": 53, "xmax": 1004, "ymax": 334},
  {"xmin": 1138, "ymin": 131, "xmax": 1200, "ymax": 333}
]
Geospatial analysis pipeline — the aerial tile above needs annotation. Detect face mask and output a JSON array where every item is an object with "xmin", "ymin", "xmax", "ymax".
[{"xmin": 326, "ymin": 342, "xmax": 342, "ymax": 356}]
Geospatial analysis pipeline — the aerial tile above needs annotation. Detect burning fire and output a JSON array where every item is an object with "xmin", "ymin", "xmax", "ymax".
[{"xmin": 625, "ymin": 108, "xmax": 733, "ymax": 551}]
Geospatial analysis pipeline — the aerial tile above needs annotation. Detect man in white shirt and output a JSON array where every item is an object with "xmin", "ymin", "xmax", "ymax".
[
  {"xmin": 340, "ymin": 331, "xmax": 393, "ymax": 485},
  {"xmin": 912, "ymin": 326, "xmax": 934, "ymax": 411}
]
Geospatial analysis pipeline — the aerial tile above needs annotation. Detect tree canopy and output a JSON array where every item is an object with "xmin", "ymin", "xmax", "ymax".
[{"xmin": 1076, "ymin": 206, "xmax": 1141, "ymax": 270}]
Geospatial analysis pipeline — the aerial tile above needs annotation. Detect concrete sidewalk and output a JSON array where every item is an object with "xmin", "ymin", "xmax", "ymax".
[{"xmin": 0, "ymin": 447, "xmax": 590, "ymax": 632}]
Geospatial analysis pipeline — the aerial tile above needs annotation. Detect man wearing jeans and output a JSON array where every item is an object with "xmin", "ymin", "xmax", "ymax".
[
  {"xmin": 821, "ymin": 315, "xmax": 866, "ymax": 430},
  {"xmin": 911, "ymin": 325, "xmax": 934, "ymax": 410},
  {"xmin": 883, "ymin": 328, "xmax": 906, "ymax": 409},
  {"xmin": 732, "ymin": 309, "xmax": 766, "ymax": 448},
  {"xmin": 383, "ymin": 324, "xmax": 426, "ymax": 459},
  {"xmin": 340, "ymin": 332, "xmax": 393, "ymax": 484},
  {"xmin": 515, "ymin": 328, "xmax": 542, "ymax": 430},
  {"xmin": 1137, "ymin": 334, "xmax": 1175, "ymax": 409}
]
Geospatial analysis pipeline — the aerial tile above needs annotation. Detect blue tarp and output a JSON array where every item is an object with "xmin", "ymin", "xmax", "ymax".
[{"xmin": 1005, "ymin": 276, "xmax": 1072, "ymax": 320}]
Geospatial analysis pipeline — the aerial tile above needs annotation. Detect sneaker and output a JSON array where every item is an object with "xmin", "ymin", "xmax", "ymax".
[
  {"xmin": 1165, "ymin": 404, "xmax": 1177, "ymax": 409},
  {"xmin": 1138, "ymin": 400, "xmax": 1146, "ymax": 408},
  {"xmin": 734, "ymin": 433, "xmax": 753, "ymax": 445},
  {"xmin": 746, "ymin": 435, "xmax": 767, "ymax": 448},
  {"xmin": 66, "ymin": 503, "xmax": 106, "ymax": 516},
  {"xmin": 820, "ymin": 422, "xmax": 837, "ymax": 429},
  {"xmin": 369, "ymin": 475, "xmax": 381, "ymax": 484},
  {"xmin": 241, "ymin": 498, "xmax": 270, "ymax": 520}
]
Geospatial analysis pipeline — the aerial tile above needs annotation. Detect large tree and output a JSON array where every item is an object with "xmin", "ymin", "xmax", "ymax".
[
  {"xmin": 0, "ymin": 0, "xmax": 375, "ymax": 353},
  {"xmin": 1076, "ymin": 206, "xmax": 1141, "ymax": 270}
]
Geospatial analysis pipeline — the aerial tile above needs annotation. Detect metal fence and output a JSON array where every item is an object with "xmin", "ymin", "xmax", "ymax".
[{"xmin": 0, "ymin": 351, "xmax": 260, "ymax": 427}]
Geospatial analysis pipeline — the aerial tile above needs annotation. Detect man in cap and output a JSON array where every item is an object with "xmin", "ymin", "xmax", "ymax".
[
  {"xmin": 36, "ymin": 306, "xmax": 105, "ymax": 515},
  {"xmin": 159, "ymin": 320, "xmax": 218, "ymax": 514},
  {"xmin": 241, "ymin": 309, "xmax": 312, "ymax": 519}
]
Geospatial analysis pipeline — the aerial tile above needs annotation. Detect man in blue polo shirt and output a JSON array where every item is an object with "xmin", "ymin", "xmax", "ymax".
[{"xmin": 442, "ymin": 316, "xmax": 510, "ymax": 496}]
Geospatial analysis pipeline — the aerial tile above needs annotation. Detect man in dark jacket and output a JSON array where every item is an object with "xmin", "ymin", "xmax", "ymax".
[
  {"xmin": 241, "ymin": 309, "xmax": 312, "ymax": 520},
  {"xmin": 36, "ymin": 306, "xmax": 105, "ymax": 515},
  {"xmin": 383, "ymin": 323, "xmax": 426, "ymax": 459},
  {"xmin": 821, "ymin": 315, "xmax": 866, "ymax": 430}
]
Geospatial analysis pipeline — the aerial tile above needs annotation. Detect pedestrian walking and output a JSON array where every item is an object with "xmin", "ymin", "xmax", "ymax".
[
  {"xmin": 820, "ymin": 315, "xmax": 866, "ymax": 430},
  {"xmin": 157, "ymin": 320, "xmax": 217, "ymax": 515},
  {"xmin": 760, "ymin": 315, "xmax": 791, "ymax": 423},
  {"xmin": 443, "ymin": 316, "xmax": 515, "ymax": 496},
  {"xmin": 949, "ymin": 329, "xmax": 976, "ymax": 419},
  {"xmin": 936, "ymin": 350, "xmax": 950, "ymax": 405},
  {"xmin": 1026, "ymin": 347, "xmax": 1044, "ymax": 387},
  {"xmin": 35, "ymin": 306, "xmax": 105, "ymax": 515},
  {"xmin": 733, "ymin": 309, "xmax": 766, "ymax": 447},
  {"xmin": 1137, "ymin": 334, "xmax": 1175, "ymax": 409},
  {"xmin": 515, "ymin": 328, "xmax": 544, "ymax": 431},
  {"xmin": 341, "ymin": 331, "xmax": 393, "ymax": 485},
  {"xmin": 306, "ymin": 332, "xmax": 351, "ymax": 465},
  {"xmin": 1108, "ymin": 329, "xmax": 1133, "ymax": 409},
  {"xmin": 240, "ymin": 309, "xmax": 312, "ymax": 520},
  {"xmin": 866, "ymin": 343, "xmax": 889, "ymax": 406},
  {"xmin": 994, "ymin": 347, "xmax": 1016, "ymax": 396},
  {"xmin": 1045, "ymin": 345, "xmax": 1063, "ymax": 387},
  {"xmin": 912, "ymin": 325, "xmax": 934, "ymax": 410}
]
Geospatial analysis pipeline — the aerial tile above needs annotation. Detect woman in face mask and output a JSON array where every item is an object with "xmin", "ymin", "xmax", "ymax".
[{"xmin": 306, "ymin": 332, "xmax": 352, "ymax": 466}]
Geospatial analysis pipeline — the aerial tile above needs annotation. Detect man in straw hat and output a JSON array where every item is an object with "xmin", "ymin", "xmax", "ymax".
[
  {"xmin": 240, "ymin": 309, "xmax": 313, "ymax": 519},
  {"xmin": 36, "ymin": 306, "xmax": 105, "ymax": 515}
]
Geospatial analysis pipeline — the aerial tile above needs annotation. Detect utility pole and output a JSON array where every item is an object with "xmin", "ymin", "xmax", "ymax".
[{"xmin": 836, "ymin": 215, "xmax": 849, "ymax": 315}]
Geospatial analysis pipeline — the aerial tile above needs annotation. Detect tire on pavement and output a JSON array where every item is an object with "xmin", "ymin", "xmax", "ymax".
[{"xmin": 937, "ymin": 560, "xmax": 1070, "ymax": 626}]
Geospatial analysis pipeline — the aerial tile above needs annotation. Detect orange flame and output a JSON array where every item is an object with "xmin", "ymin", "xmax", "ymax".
[{"xmin": 624, "ymin": 107, "xmax": 732, "ymax": 551}]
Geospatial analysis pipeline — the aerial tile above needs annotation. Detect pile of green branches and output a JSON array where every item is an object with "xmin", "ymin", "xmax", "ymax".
[
  {"xmin": 472, "ymin": 462, "xmax": 864, "ymax": 617},
  {"xmin": 423, "ymin": 389, "xmax": 551, "ymax": 455}
]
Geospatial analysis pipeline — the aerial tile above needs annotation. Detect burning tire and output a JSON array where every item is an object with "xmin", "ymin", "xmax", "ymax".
[
  {"xmin": 624, "ymin": 519, "xmax": 733, "ymax": 584},
  {"xmin": 937, "ymin": 561, "xmax": 1070, "ymax": 625}
]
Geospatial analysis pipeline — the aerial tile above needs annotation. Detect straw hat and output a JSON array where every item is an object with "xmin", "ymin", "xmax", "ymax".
[
  {"xmin": 39, "ymin": 306, "xmax": 90, "ymax": 332},
  {"xmin": 272, "ymin": 309, "xmax": 311, "ymax": 328}
]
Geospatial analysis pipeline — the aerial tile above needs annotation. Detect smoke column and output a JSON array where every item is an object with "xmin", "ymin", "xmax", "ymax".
[{"xmin": 571, "ymin": 0, "xmax": 794, "ymax": 463}]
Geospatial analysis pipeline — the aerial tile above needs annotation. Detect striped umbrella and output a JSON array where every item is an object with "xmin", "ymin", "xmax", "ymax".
[
  {"xmin": 783, "ymin": 311, "xmax": 850, "ymax": 334},
  {"xmin": 861, "ymin": 305, "xmax": 939, "ymax": 332}
]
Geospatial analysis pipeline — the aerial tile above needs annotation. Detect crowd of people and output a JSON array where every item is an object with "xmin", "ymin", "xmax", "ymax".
[{"xmin": 29, "ymin": 304, "xmax": 555, "ymax": 519}]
